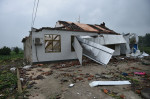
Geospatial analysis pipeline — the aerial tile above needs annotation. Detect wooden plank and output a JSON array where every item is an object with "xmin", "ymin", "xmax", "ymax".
[{"xmin": 17, "ymin": 68, "xmax": 22, "ymax": 93}]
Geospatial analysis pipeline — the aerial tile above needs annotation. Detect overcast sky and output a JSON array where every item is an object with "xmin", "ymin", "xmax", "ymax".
[{"xmin": 0, "ymin": 0, "xmax": 150, "ymax": 48}]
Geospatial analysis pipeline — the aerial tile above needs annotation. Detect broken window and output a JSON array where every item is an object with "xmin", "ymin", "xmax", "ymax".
[
  {"xmin": 71, "ymin": 36, "xmax": 75, "ymax": 51},
  {"xmin": 45, "ymin": 34, "xmax": 61, "ymax": 53}
]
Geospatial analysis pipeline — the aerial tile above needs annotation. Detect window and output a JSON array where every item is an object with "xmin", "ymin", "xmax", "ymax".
[
  {"xmin": 71, "ymin": 36, "xmax": 75, "ymax": 51},
  {"xmin": 45, "ymin": 34, "xmax": 61, "ymax": 53}
]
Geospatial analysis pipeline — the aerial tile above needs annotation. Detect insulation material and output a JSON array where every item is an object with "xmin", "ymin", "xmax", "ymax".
[
  {"xmin": 73, "ymin": 37, "xmax": 83, "ymax": 65},
  {"xmin": 77, "ymin": 36, "xmax": 114, "ymax": 65}
]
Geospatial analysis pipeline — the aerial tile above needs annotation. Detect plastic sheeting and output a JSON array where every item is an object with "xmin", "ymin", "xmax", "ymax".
[{"xmin": 76, "ymin": 36, "xmax": 114, "ymax": 65}]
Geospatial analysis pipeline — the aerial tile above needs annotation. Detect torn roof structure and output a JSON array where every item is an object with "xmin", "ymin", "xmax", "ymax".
[
  {"xmin": 34, "ymin": 21, "xmax": 119, "ymax": 35},
  {"xmin": 22, "ymin": 20, "xmax": 126, "ymax": 65},
  {"xmin": 55, "ymin": 21, "xmax": 118, "ymax": 35}
]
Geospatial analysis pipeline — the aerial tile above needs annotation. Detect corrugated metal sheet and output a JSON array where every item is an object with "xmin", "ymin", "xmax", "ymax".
[
  {"xmin": 73, "ymin": 37, "xmax": 83, "ymax": 65},
  {"xmin": 76, "ymin": 36, "xmax": 114, "ymax": 65},
  {"xmin": 80, "ymin": 35, "xmax": 126, "ymax": 46}
]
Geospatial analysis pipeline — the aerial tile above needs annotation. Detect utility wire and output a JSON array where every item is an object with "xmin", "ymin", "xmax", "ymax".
[
  {"xmin": 32, "ymin": 0, "xmax": 40, "ymax": 27},
  {"xmin": 31, "ymin": 0, "xmax": 36, "ymax": 27}
]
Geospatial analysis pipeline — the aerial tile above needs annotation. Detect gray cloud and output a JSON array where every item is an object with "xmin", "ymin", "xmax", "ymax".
[{"xmin": 0, "ymin": 0, "xmax": 150, "ymax": 48}]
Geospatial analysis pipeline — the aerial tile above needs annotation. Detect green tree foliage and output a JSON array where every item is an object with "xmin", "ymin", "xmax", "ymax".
[
  {"xmin": 138, "ymin": 36, "xmax": 144, "ymax": 46},
  {"xmin": 0, "ymin": 46, "xmax": 11, "ymax": 55},
  {"xmin": 13, "ymin": 47, "xmax": 19, "ymax": 54},
  {"xmin": 138, "ymin": 33, "xmax": 150, "ymax": 54},
  {"xmin": 144, "ymin": 33, "xmax": 150, "ymax": 47},
  {"xmin": 138, "ymin": 33, "xmax": 150, "ymax": 47}
]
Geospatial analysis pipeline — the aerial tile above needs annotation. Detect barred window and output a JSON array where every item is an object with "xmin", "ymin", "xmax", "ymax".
[{"xmin": 45, "ymin": 34, "xmax": 61, "ymax": 53}]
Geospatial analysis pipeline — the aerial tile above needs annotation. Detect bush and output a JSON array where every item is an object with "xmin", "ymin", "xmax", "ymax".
[
  {"xmin": 0, "ymin": 46, "xmax": 11, "ymax": 55},
  {"xmin": 13, "ymin": 47, "xmax": 19, "ymax": 54}
]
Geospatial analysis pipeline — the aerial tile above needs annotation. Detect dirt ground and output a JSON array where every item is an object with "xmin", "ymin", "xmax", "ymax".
[{"xmin": 17, "ymin": 57, "xmax": 150, "ymax": 99}]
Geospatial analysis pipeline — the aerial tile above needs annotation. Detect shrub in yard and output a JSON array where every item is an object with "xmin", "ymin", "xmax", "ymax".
[
  {"xmin": 0, "ymin": 46, "xmax": 11, "ymax": 55},
  {"xmin": 13, "ymin": 47, "xmax": 19, "ymax": 54}
]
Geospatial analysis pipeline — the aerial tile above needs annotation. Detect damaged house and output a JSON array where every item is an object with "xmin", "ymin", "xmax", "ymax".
[{"xmin": 22, "ymin": 21, "xmax": 126, "ymax": 65}]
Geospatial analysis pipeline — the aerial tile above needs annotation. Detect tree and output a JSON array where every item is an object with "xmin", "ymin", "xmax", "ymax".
[
  {"xmin": 13, "ymin": 47, "xmax": 19, "ymax": 54},
  {"xmin": 144, "ymin": 33, "xmax": 150, "ymax": 47},
  {"xmin": 138, "ymin": 33, "xmax": 150, "ymax": 47},
  {"xmin": 138, "ymin": 36, "xmax": 144, "ymax": 47},
  {"xmin": 0, "ymin": 46, "xmax": 11, "ymax": 55}
]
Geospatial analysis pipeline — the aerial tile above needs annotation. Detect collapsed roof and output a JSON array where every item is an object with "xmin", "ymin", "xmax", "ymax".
[
  {"xmin": 32, "ymin": 21, "xmax": 119, "ymax": 35},
  {"xmin": 56, "ymin": 21, "xmax": 118, "ymax": 35}
]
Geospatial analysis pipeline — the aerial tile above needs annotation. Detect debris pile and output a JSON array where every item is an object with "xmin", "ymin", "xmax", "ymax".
[{"xmin": 3, "ymin": 55, "xmax": 149, "ymax": 98}]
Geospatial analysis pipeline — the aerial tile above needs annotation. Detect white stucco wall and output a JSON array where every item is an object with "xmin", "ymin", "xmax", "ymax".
[
  {"xmin": 113, "ymin": 44, "xmax": 120, "ymax": 56},
  {"xmin": 31, "ymin": 30, "xmax": 99, "ymax": 62}
]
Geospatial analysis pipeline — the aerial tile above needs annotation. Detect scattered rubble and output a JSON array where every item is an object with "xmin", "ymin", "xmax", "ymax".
[
  {"xmin": 141, "ymin": 88, "xmax": 150, "ymax": 99},
  {"xmin": 2, "ymin": 56, "xmax": 150, "ymax": 98},
  {"xmin": 23, "ymin": 65, "xmax": 32, "ymax": 69},
  {"xmin": 35, "ymin": 75, "xmax": 45, "ymax": 80},
  {"xmin": 69, "ymin": 84, "xmax": 74, "ymax": 87},
  {"xmin": 102, "ymin": 89, "xmax": 125, "ymax": 99}
]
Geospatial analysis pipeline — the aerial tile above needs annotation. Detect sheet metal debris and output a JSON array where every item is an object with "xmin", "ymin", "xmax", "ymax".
[
  {"xmin": 73, "ymin": 37, "xmax": 83, "ymax": 65},
  {"xmin": 89, "ymin": 81, "xmax": 131, "ymax": 87},
  {"xmin": 76, "ymin": 36, "xmax": 114, "ymax": 65},
  {"xmin": 86, "ymin": 35, "xmax": 126, "ymax": 45}
]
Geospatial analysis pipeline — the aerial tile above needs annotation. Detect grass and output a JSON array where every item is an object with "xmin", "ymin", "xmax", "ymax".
[
  {"xmin": 139, "ymin": 46, "xmax": 150, "ymax": 54},
  {"xmin": 0, "ymin": 70, "xmax": 17, "ymax": 98},
  {"xmin": 0, "ymin": 51, "xmax": 24, "ymax": 98},
  {"xmin": 0, "ymin": 51, "xmax": 23, "ymax": 62}
]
